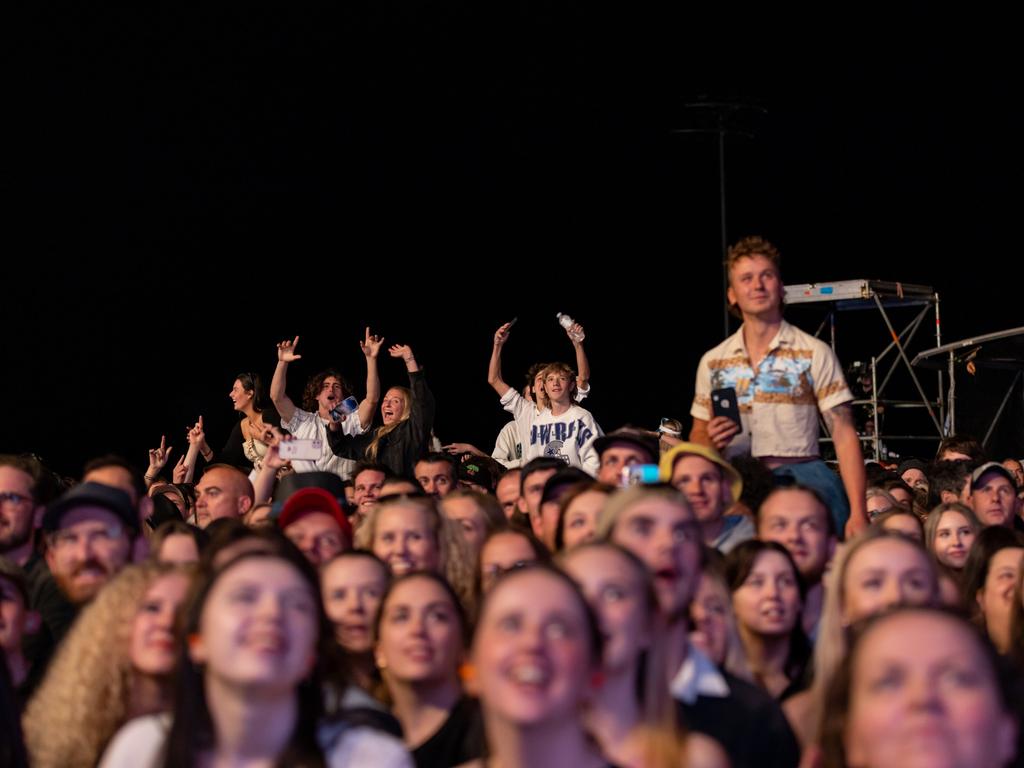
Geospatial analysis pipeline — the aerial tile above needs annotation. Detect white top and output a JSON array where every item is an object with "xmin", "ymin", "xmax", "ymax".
[
  {"xmin": 281, "ymin": 407, "xmax": 366, "ymax": 479},
  {"xmin": 491, "ymin": 384, "xmax": 591, "ymax": 470},
  {"xmin": 500, "ymin": 389, "xmax": 602, "ymax": 475},
  {"xmin": 98, "ymin": 713, "xmax": 412, "ymax": 768},
  {"xmin": 492, "ymin": 419, "xmax": 522, "ymax": 468},
  {"xmin": 691, "ymin": 319, "xmax": 853, "ymax": 458}
]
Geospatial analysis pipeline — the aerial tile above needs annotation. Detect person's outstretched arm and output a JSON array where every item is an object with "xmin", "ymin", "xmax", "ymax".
[
  {"xmin": 565, "ymin": 320, "xmax": 590, "ymax": 394},
  {"xmin": 355, "ymin": 327, "xmax": 384, "ymax": 431},
  {"xmin": 487, "ymin": 322, "xmax": 514, "ymax": 398},
  {"xmin": 144, "ymin": 435, "xmax": 173, "ymax": 487},
  {"xmin": 271, "ymin": 336, "xmax": 301, "ymax": 423},
  {"xmin": 252, "ymin": 429, "xmax": 289, "ymax": 505},
  {"xmin": 182, "ymin": 417, "xmax": 205, "ymax": 483},
  {"xmin": 391, "ymin": 344, "xmax": 434, "ymax": 438}
]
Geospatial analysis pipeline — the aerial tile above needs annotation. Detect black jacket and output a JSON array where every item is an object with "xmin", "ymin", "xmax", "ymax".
[
  {"xmin": 678, "ymin": 670, "xmax": 800, "ymax": 768},
  {"xmin": 327, "ymin": 370, "xmax": 435, "ymax": 478}
]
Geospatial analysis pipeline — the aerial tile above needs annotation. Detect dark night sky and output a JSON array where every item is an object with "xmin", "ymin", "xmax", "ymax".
[{"xmin": 4, "ymin": 3, "xmax": 1022, "ymax": 476}]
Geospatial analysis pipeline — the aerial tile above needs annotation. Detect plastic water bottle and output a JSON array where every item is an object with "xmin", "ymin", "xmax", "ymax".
[
  {"xmin": 556, "ymin": 313, "xmax": 585, "ymax": 342},
  {"xmin": 329, "ymin": 396, "xmax": 359, "ymax": 422}
]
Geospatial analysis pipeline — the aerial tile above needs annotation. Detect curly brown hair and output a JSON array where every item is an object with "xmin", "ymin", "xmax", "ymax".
[
  {"xmin": 725, "ymin": 235, "xmax": 781, "ymax": 273},
  {"xmin": 301, "ymin": 369, "xmax": 353, "ymax": 412},
  {"xmin": 724, "ymin": 236, "xmax": 783, "ymax": 318}
]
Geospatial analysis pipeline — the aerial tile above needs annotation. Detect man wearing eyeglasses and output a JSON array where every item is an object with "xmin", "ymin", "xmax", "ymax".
[
  {"xmin": 42, "ymin": 482, "xmax": 136, "ymax": 606},
  {"xmin": 0, "ymin": 456, "xmax": 45, "ymax": 569},
  {"xmin": 1, "ymin": 454, "xmax": 78, "ymax": 662}
]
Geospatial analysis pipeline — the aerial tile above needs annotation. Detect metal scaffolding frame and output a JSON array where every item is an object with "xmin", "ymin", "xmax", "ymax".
[
  {"xmin": 783, "ymin": 280, "xmax": 945, "ymax": 461},
  {"xmin": 912, "ymin": 326, "xmax": 1024, "ymax": 447}
]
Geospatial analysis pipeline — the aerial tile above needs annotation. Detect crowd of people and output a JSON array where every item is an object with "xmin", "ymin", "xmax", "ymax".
[{"xmin": 3, "ymin": 236, "xmax": 1023, "ymax": 768}]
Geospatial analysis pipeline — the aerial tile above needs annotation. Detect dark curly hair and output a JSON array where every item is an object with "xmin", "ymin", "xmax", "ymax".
[{"xmin": 302, "ymin": 369, "xmax": 353, "ymax": 412}]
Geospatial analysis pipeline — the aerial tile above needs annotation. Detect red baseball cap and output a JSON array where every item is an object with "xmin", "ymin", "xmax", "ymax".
[{"xmin": 277, "ymin": 487, "xmax": 352, "ymax": 543}]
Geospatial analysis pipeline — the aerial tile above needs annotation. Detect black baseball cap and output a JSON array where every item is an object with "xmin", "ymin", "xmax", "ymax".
[{"xmin": 42, "ymin": 482, "xmax": 138, "ymax": 534}]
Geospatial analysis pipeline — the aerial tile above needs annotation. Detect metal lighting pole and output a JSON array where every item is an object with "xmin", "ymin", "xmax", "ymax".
[{"xmin": 672, "ymin": 101, "xmax": 766, "ymax": 337}]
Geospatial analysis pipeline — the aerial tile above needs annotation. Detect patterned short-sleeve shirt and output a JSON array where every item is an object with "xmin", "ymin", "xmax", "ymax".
[{"xmin": 691, "ymin": 320, "xmax": 853, "ymax": 458}]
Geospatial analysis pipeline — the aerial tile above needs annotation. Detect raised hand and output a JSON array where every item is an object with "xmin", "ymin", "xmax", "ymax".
[
  {"xmin": 263, "ymin": 442, "xmax": 289, "ymax": 471},
  {"xmin": 260, "ymin": 425, "xmax": 284, "ymax": 446},
  {"xmin": 277, "ymin": 336, "xmax": 302, "ymax": 363},
  {"xmin": 147, "ymin": 435, "xmax": 173, "ymax": 476},
  {"xmin": 493, "ymin": 322, "xmax": 513, "ymax": 348},
  {"xmin": 187, "ymin": 416, "xmax": 206, "ymax": 446},
  {"xmin": 388, "ymin": 344, "xmax": 414, "ymax": 361},
  {"xmin": 171, "ymin": 455, "xmax": 187, "ymax": 484},
  {"xmin": 360, "ymin": 327, "xmax": 385, "ymax": 358},
  {"xmin": 565, "ymin": 321, "xmax": 585, "ymax": 344}
]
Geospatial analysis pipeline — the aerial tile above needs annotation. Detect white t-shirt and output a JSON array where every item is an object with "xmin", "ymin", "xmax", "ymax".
[
  {"xmin": 281, "ymin": 407, "xmax": 366, "ymax": 479},
  {"xmin": 491, "ymin": 384, "xmax": 591, "ymax": 469},
  {"xmin": 492, "ymin": 420, "xmax": 522, "ymax": 468},
  {"xmin": 98, "ymin": 713, "xmax": 412, "ymax": 768},
  {"xmin": 500, "ymin": 389, "xmax": 602, "ymax": 476}
]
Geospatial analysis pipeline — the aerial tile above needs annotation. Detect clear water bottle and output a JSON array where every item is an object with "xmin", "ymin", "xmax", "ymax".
[
  {"xmin": 329, "ymin": 396, "xmax": 359, "ymax": 422},
  {"xmin": 556, "ymin": 312, "xmax": 585, "ymax": 342}
]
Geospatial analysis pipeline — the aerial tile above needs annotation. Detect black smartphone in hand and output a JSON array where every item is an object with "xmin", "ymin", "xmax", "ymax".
[{"xmin": 711, "ymin": 387, "xmax": 741, "ymax": 425}]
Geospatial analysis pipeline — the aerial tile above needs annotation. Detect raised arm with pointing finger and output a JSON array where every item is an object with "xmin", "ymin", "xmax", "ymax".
[
  {"xmin": 357, "ymin": 327, "xmax": 383, "ymax": 429},
  {"xmin": 487, "ymin": 322, "xmax": 514, "ymax": 397},
  {"xmin": 144, "ymin": 435, "xmax": 173, "ymax": 487}
]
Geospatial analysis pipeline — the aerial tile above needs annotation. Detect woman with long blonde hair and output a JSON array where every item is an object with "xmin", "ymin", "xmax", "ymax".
[
  {"xmin": 23, "ymin": 562, "xmax": 193, "ymax": 768},
  {"xmin": 355, "ymin": 494, "xmax": 476, "ymax": 617},
  {"xmin": 327, "ymin": 343, "xmax": 435, "ymax": 478},
  {"xmin": 783, "ymin": 527, "xmax": 939, "ymax": 750}
]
